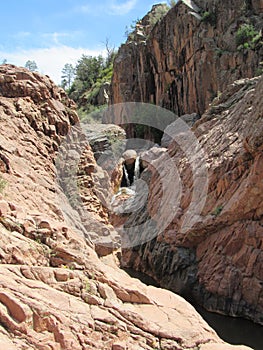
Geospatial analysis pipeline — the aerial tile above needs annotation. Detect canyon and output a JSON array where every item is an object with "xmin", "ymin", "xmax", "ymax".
[
  {"xmin": 0, "ymin": 65, "xmax": 254, "ymax": 349},
  {"xmin": 120, "ymin": 74, "xmax": 263, "ymax": 324},
  {"xmin": 0, "ymin": 0, "xmax": 262, "ymax": 349},
  {"xmin": 109, "ymin": 0, "xmax": 263, "ymax": 331}
]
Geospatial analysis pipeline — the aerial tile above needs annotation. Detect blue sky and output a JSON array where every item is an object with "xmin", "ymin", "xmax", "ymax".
[{"xmin": 0, "ymin": 0, "xmax": 169, "ymax": 84}]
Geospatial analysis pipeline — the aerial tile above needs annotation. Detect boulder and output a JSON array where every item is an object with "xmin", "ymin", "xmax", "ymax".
[{"xmin": 122, "ymin": 149, "xmax": 137, "ymax": 165}]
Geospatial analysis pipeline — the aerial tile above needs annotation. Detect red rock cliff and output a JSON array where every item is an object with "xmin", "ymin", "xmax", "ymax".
[
  {"xmin": 111, "ymin": 0, "xmax": 262, "ymax": 119},
  {"xmin": 109, "ymin": 0, "xmax": 263, "ymax": 325},
  {"xmin": 121, "ymin": 75, "xmax": 263, "ymax": 325},
  {"xmin": 0, "ymin": 64, "xmax": 252, "ymax": 349}
]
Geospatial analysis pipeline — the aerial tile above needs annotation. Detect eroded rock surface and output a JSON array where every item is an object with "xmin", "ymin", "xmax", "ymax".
[
  {"xmin": 111, "ymin": 0, "xmax": 262, "ymax": 131},
  {"xmin": 121, "ymin": 75, "xmax": 263, "ymax": 325},
  {"xmin": 109, "ymin": 0, "xmax": 263, "ymax": 327},
  {"xmin": 0, "ymin": 64, "xmax": 251, "ymax": 349}
]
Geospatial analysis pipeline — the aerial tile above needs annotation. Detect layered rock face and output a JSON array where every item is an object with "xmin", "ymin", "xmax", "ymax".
[
  {"xmin": 0, "ymin": 64, "xmax": 251, "ymax": 349},
  {"xmin": 111, "ymin": 0, "xmax": 262, "ymax": 123},
  {"xmin": 121, "ymin": 75, "xmax": 263, "ymax": 324},
  {"xmin": 110, "ymin": 0, "xmax": 263, "ymax": 326}
]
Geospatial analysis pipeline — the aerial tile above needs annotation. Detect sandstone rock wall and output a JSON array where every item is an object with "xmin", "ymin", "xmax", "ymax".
[
  {"xmin": 0, "ymin": 64, "xmax": 250, "ymax": 349},
  {"xmin": 110, "ymin": 0, "xmax": 263, "ymax": 326},
  {"xmin": 121, "ymin": 75, "xmax": 263, "ymax": 325},
  {"xmin": 111, "ymin": 0, "xmax": 262, "ymax": 124}
]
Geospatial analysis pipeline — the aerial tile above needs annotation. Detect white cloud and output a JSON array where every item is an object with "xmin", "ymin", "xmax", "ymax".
[
  {"xmin": 0, "ymin": 46, "xmax": 106, "ymax": 84},
  {"xmin": 41, "ymin": 32, "xmax": 74, "ymax": 45},
  {"xmin": 12, "ymin": 31, "xmax": 31, "ymax": 39},
  {"xmin": 76, "ymin": 0, "xmax": 137, "ymax": 16},
  {"xmin": 78, "ymin": 4, "xmax": 91, "ymax": 13},
  {"xmin": 74, "ymin": 3, "xmax": 102, "ymax": 15},
  {"xmin": 11, "ymin": 30, "xmax": 84, "ymax": 48},
  {"xmin": 109, "ymin": 0, "xmax": 138, "ymax": 15}
]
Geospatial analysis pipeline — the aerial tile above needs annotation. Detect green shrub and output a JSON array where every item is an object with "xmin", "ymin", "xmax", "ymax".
[
  {"xmin": 148, "ymin": 4, "xmax": 169, "ymax": 29},
  {"xmin": 201, "ymin": 11, "xmax": 217, "ymax": 26},
  {"xmin": 255, "ymin": 61, "xmax": 263, "ymax": 76},
  {"xmin": 212, "ymin": 205, "xmax": 223, "ymax": 216},
  {"xmin": 241, "ymin": 0, "xmax": 253, "ymax": 13},
  {"xmin": 215, "ymin": 48, "xmax": 228, "ymax": 57},
  {"xmin": 169, "ymin": 0, "xmax": 177, "ymax": 7},
  {"xmin": 251, "ymin": 32, "xmax": 263, "ymax": 48},
  {"xmin": 236, "ymin": 24, "xmax": 258, "ymax": 47},
  {"xmin": 0, "ymin": 175, "xmax": 7, "ymax": 193},
  {"xmin": 255, "ymin": 68, "xmax": 263, "ymax": 76},
  {"xmin": 78, "ymin": 105, "xmax": 106, "ymax": 124},
  {"xmin": 243, "ymin": 42, "xmax": 250, "ymax": 49}
]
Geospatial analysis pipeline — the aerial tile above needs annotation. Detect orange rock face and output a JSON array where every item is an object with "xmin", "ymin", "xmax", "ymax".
[
  {"xmin": 121, "ymin": 75, "xmax": 263, "ymax": 325},
  {"xmin": 111, "ymin": 0, "xmax": 262, "ymax": 125},
  {"xmin": 0, "ymin": 64, "xmax": 251, "ymax": 349},
  {"xmin": 109, "ymin": 0, "xmax": 263, "ymax": 326}
]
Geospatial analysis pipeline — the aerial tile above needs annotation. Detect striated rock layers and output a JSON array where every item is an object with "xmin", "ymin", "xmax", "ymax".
[
  {"xmin": 109, "ymin": 0, "xmax": 263, "ymax": 326},
  {"xmin": 0, "ymin": 64, "xmax": 252, "ymax": 349},
  {"xmin": 111, "ymin": 0, "xmax": 263, "ymax": 126},
  {"xmin": 121, "ymin": 75, "xmax": 263, "ymax": 325}
]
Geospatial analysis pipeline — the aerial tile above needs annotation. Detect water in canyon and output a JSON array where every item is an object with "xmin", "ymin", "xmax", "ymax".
[
  {"xmin": 194, "ymin": 304, "xmax": 263, "ymax": 350},
  {"xmin": 123, "ymin": 164, "xmax": 131, "ymax": 187},
  {"xmin": 124, "ymin": 268, "xmax": 263, "ymax": 350},
  {"xmin": 133, "ymin": 156, "xmax": 141, "ymax": 182},
  {"xmin": 122, "ymin": 155, "xmax": 141, "ymax": 188},
  {"xmin": 119, "ymin": 151, "xmax": 263, "ymax": 350}
]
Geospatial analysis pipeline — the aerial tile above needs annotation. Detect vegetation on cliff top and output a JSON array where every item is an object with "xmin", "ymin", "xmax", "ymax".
[
  {"xmin": 59, "ymin": 42, "xmax": 116, "ymax": 123},
  {"xmin": 58, "ymin": 0, "xmax": 262, "ymax": 125},
  {"xmin": 59, "ymin": 3, "xmax": 177, "ymax": 123},
  {"xmin": 125, "ymin": 3, "xmax": 173, "ymax": 41}
]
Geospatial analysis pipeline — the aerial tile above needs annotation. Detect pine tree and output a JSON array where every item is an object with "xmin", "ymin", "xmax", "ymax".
[
  {"xmin": 61, "ymin": 63, "xmax": 76, "ymax": 90},
  {"xmin": 25, "ymin": 60, "xmax": 38, "ymax": 72}
]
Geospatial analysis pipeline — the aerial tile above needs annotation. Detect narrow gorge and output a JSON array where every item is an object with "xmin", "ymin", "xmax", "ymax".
[
  {"xmin": 1, "ymin": 64, "xmax": 255, "ymax": 350},
  {"xmin": 0, "ymin": 0, "xmax": 262, "ymax": 349},
  {"xmin": 108, "ymin": 0, "xmax": 263, "ymax": 344}
]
